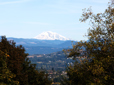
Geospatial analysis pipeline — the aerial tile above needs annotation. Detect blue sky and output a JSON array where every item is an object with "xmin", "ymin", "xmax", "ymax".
[{"xmin": 0, "ymin": 0, "xmax": 109, "ymax": 41}]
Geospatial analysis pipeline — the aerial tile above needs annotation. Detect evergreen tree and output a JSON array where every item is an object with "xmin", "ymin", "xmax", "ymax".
[
  {"xmin": 0, "ymin": 36, "xmax": 51, "ymax": 85},
  {"xmin": 0, "ymin": 36, "xmax": 29, "ymax": 84},
  {"xmin": 0, "ymin": 50, "xmax": 19, "ymax": 85},
  {"xmin": 22, "ymin": 58, "xmax": 51, "ymax": 85}
]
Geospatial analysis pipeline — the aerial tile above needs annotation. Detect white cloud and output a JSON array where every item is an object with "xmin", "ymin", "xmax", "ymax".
[
  {"xmin": 43, "ymin": 0, "xmax": 109, "ymax": 15},
  {"xmin": 88, "ymin": 0, "xmax": 109, "ymax": 4},
  {"xmin": 24, "ymin": 22, "xmax": 51, "ymax": 25},
  {"xmin": 0, "ymin": 0, "xmax": 31, "ymax": 5}
]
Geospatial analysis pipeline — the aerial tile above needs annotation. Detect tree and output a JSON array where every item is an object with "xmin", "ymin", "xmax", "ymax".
[
  {"xmin": 0, "ymin": 36, "xmax": 51, "ymax": 85},
  {"xmin": 0, "ymin": 50, "xmax": 19, "ymax": 85},
  {"xmin": 0, "ymin": 36, "xmax": 29, "ymax": 84},
  {"xmin": 62, "ymin": 0, "xmax": 114, "ymax": 85},
  {"xmin": 22, "ymin": 58, "xmax": 51, "ymax": 85}
]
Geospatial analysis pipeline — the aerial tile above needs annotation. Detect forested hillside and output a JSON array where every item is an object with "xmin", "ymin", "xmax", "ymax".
[
  {"xmin": 7, "ymin": 37, "xmax": 77, "ymax": 55},
  {"xmin": 28, "ymin": 51, "xmax": 76, "ymax": 71}
]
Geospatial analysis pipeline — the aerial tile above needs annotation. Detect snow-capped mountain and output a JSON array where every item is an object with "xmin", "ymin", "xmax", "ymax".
[{"xmin": 34, "ymin": 31, "xmax": 70, "ymax": 40}]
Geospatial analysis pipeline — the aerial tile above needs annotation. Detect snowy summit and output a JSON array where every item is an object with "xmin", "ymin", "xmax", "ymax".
[{"xmin": 34, "ymin": 31, "xmax": 70, "ymax": 40}]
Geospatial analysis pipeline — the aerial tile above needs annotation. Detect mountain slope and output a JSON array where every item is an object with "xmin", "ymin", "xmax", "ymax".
[
  {"xmin": 6, "ymin": 37, "xmax": 77, "ymax": 55},
  {"xmin": 34, "ymin": 31, "xmax": 70, "ymax": 40}
]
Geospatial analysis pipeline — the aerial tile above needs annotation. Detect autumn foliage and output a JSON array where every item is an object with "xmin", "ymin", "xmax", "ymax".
[{"xmin": 62, "ymin": 1, "xmax": 114, "ymax": 85}]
